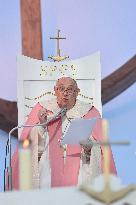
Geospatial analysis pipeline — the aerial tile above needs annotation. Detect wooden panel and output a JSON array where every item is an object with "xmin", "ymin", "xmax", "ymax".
[
  {"xmin": 0, "ymin": 99, "xmax": 18, "ymax": 136},
  {"xmin": 102, "ymin": 55, "xmax": 136, "ymax": 104},
  {"xmin": 20, "ymin": 0, "xmax": 43, "ymax": 59}
]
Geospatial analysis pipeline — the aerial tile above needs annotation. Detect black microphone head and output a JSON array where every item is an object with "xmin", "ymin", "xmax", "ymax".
[
  {"xmin": 62, "ymin": 107, "xmax": 67, "ymax": 112},
  {"xmin": 60, "ymin": 107, "xmax": 67, "ymax": 116}
]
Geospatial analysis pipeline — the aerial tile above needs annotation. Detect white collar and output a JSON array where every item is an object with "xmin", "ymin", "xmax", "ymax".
[{"xmin": 40, "ymin": 98, "xmax": 92, "ymax": 119}]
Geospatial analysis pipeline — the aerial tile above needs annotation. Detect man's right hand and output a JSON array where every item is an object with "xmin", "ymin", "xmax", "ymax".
[{"xmin": 38, "ymin": 108, "xmax": 53, "ymax": 125}]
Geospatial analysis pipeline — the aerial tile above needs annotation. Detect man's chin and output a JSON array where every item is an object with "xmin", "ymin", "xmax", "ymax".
[{"xmin": 61, "ymin": 100, "xmax": 69, "ymax": 107}]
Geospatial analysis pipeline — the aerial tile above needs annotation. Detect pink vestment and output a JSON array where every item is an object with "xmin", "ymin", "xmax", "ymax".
[{"xmin": 11, "ymin": 103, "xmax": 117, "ymax": 190}]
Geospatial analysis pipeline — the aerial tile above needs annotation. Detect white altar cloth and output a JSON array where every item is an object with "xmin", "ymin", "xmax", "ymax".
[{"xmin": 0, "ymin": 185, "xmax": 136, "ymax": 205}]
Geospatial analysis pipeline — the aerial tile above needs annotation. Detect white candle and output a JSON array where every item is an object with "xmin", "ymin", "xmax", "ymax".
[
  {"xmin": 19, "ymin": 139, "xmax": 32, "ymax": 190},
  {"xmin": 102, "ymin": 119, "xmax": 110, "ymax": 189}
]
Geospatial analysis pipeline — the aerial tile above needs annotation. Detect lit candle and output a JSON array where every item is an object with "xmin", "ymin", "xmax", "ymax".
[{"xmin": 19, "ymin": 139, "xmax": 32, "ymax": 190}]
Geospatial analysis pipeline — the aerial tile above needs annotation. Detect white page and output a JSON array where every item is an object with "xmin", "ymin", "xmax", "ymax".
[{"xmin": 62, "ymin": 118, "xmax": 98, "ymax": 145}]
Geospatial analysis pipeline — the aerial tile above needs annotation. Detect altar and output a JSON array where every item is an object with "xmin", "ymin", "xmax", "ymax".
[{"xmin": 1, "ymin": 178, "xmax": 136, "ymax": 205}]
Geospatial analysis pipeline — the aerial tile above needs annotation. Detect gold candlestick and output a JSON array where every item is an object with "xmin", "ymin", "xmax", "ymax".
[
  {"xmin": 80, "ymin": 119, "xmax": 136, "ymax": 204},
  {"xmin": 102, "ymin": 119, "xmax": 110, "ymax": 190}
]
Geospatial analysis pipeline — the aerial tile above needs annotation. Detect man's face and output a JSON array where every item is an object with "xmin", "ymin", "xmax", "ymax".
[{"xmin": 54, "ymin": 77, "xmax": 80, "ymax": 108}]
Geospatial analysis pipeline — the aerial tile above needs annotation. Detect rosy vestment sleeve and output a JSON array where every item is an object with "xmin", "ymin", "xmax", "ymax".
[
  {"xmin": 20, "ymin": 103, "xmax": 43, "ymax": 140},
  {"xmin": 11, "ymin": 103, "xmax": 43, "ymax": 190}
]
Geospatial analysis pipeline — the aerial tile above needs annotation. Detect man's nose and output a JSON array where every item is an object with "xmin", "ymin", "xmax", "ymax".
[
  {"xmin": 63, "ymin": 90, "xmax": 69, "ymax": 96},
  {"xmin": 63, "ymin": 90, "xmax": 68, "ymax": 94}
]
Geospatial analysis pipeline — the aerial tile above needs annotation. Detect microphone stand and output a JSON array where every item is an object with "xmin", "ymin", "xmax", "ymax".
[
  {"xmin": 4, "ymin": 139, "xmax": 9, "ymax": 191},
  {"xmin": 5, "ymin": 107, "xmax": 67, "ymax": 191}
]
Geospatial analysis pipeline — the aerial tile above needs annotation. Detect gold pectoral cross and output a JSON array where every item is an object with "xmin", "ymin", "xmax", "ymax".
[
  {"xmin": 59, "ymin": 141, "xmax": 67, "ymax": 164},
  {"xmin": 62, "ymin": 144, "xmax": 67, "ymax": 164}
]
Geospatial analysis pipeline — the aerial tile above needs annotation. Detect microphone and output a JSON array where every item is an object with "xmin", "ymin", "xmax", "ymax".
[
  {"xmin": 47, "ymin": 107, "xmax": 67, "ymax": 123},
  {"xmin": 5, "ymin": 107, "xmax": 67, "ymax": 191}
]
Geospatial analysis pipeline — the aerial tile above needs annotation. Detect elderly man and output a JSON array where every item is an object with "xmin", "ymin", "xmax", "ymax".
[
  {"xmin": 28, "ymin": 77, "xmax": 116, "ymax": 188},
  {"xmin": 12, "ymin": 77, "xmax": 116, "ymax": 189}
]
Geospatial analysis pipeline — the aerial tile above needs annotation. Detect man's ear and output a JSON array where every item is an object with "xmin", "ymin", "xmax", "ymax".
[
  {"xmin": 75, "ymin": 88, "xmax": 80, "ymax": 97},
  {"xmin": 77, "ymin": 88, "xmax": 80, "ymax": 94}
]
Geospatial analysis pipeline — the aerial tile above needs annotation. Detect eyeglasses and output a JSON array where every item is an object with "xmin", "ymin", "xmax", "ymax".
[{"xmin": 57, "ymin": 86, "xmax": 76, "ymax": 94}]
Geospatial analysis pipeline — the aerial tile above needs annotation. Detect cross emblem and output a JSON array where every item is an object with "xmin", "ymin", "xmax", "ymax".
[
  {"xmin": 48, "ymin": 29, "xmax": 69, "ymax": 62},
  {"xmin": 80, "ymin": 119, "xmax": 136, "ymax": 204}
]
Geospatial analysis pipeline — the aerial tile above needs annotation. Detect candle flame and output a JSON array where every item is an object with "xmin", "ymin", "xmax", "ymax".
[{"xmin": 23, "ymin": 139, "xmax": 29, "ymax": 149}]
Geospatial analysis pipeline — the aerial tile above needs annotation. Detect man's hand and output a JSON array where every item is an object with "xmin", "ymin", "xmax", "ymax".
[
  {"xmin": 80, "ymin": 139, "xmax": 93, "ymax": 163},
  {"xmin": 80, "ymin": 139, "xmax": 92, "ymax": 151},
  {"xmin": 38, "ymin": 108, "xmax": 53, "ymax": 126}
]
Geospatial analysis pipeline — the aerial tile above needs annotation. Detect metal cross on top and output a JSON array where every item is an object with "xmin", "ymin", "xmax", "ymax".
[{"xmin": 48, "ymin": 29, "xmax": 69, "ymax": 62}]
